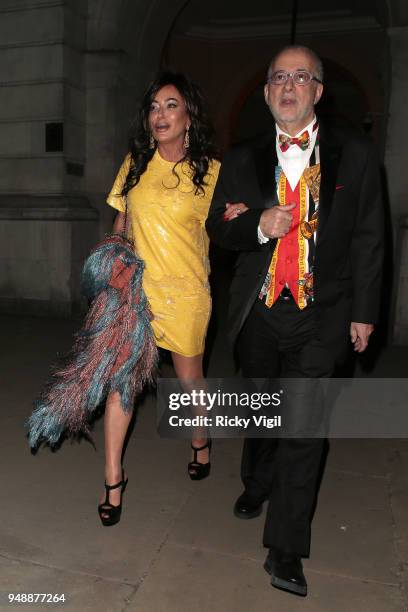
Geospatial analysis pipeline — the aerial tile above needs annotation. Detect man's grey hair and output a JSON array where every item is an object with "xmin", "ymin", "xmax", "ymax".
[{"xmin": 267, "ymin": 45, "xmax": 324, "ymax": 82}]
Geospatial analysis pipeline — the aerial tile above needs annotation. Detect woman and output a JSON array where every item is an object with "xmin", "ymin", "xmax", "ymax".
[{"xmin": 98, "ymin": 72, "xmax": 220, "ymax": 526}]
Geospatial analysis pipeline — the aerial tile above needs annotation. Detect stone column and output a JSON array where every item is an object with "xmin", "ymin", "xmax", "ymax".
[
  {"xmin": 385, "ymin": 27, "xmax": 408, "ymax": 343},
  {"xmin": 0, "ymin": 0, "xmax": 98, "ymax": 317},
  {"xmin": 393, "ymin": 216, "xmax": 408, "ymax": 344}
]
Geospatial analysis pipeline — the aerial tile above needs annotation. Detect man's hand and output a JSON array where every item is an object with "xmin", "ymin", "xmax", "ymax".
[
  {"xmin": 259, "ymin": 203, "xmax": 296, "ymax": 238},
  {"xmin": 350, "ymin": 322, "xmax": 374, "ymax": 353},
  {"xmin": 223, "ymin": 202, "xmax": 249, "ymax": 221}
]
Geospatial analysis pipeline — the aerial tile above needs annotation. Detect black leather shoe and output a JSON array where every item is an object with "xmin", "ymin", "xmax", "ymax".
[
  {"xmin": 269, "ymin": 552, "xmax": 307, "ymax": 597},
  {"xmin": 233, "ymin": 492, "xmax": 264, "ymax": 519}
]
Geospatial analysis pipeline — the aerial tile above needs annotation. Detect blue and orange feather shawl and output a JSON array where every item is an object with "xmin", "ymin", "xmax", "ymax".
[{"xmin": 28, "ymin": 234, "xmax": 157, "ymax": 448}]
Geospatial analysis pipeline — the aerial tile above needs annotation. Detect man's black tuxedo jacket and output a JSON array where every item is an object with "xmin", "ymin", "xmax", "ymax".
[{"xmin": 206, "ymin": 123, "xmax": 384, "ymax": 365}]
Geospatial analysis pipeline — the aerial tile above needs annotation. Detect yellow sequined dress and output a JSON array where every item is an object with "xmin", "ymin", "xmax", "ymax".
[{"xmin": 107, "ymin": 150, "xmax": 220, "ymax": 357}]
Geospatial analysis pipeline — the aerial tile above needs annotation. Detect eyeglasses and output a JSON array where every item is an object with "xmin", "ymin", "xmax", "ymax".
[{"xmin": 267, "ymin": 70, "xmax": 323, "ymax": 86}]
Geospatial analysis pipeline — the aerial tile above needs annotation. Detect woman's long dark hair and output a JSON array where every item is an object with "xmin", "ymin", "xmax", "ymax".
[{"xmin": 122, "ymin": 72, "xmax": 218, "ymax": 197}]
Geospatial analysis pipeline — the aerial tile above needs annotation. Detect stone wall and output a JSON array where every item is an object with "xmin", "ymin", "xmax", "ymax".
[
  {"xmin": 0, "ymin": 0, "xmax": 189, "ymax": 316},
  {"xmin": 0, "ymin": 0, "xmax": 97, "ymax": 317}
]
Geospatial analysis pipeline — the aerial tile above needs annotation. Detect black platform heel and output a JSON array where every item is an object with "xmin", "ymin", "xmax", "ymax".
[
  {"xmin": 188, "ymin": 439, "xmax": 212, "ymax": 481},
  {"xmin": 98, "ymin": 470, "xmax": 128, "ymax": 526}
]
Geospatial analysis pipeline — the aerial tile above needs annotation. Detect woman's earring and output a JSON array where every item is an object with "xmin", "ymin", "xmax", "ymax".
[
  {"xmin": 149, "ymin": 133, "xmax": 155, "ymax": 149},
  {"xmin": 183, "ymin": 126, "xmax": 190, "ymax": 149}
]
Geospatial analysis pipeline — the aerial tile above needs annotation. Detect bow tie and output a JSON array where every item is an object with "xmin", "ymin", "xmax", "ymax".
[{"xmin": 278, "ymin": 130, "xmax": 310, "ymax": 152}]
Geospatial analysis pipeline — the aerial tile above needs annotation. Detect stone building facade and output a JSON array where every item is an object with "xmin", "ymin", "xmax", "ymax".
[{"xmin": 0, "ymin": 0, "xmax": 407, "ymax": 341}]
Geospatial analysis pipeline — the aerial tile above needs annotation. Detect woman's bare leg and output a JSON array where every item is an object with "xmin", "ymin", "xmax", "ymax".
[
  {"xmin": 100, "ymin": 391, "xmax": 133, "ymax": 512},
  {"xmin": 171, "ymin": 352, "xmax": 210, "ymax": 466}
]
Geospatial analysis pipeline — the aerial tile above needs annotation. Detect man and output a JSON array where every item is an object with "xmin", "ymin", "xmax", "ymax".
[{"xmin": 206, "ymin": 45, "xmax": 384, "ymax": 597}]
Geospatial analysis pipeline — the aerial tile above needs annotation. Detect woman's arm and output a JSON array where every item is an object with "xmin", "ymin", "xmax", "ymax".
[
  {"xmin": 113, "ymin": 211, "xmax": 131, "ymax": 236},
  {"xmin": 206, "ymin": 151, "xmax": 264, "ymax": 252}
]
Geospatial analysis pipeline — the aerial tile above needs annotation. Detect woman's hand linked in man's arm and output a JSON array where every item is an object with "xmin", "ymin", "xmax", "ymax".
[{"xmin": 206, "ymin": 152, "xmax": 265, "ymax": 252}]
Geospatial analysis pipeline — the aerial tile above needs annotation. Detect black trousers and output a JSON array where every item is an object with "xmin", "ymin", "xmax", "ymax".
[{"xmin": 236, "ymin": 296, "xmax": 334, "ymax": 557}]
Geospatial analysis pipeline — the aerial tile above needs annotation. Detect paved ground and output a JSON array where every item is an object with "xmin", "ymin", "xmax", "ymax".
[{"xmin": 1, "ymin": 314, "xmax": 408, "ymax": 612}]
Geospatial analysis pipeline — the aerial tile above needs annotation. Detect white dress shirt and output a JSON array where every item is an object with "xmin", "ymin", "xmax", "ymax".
[{"xmin": 258, "ymin": 116, "xmax": 318, "ymax": 243}]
